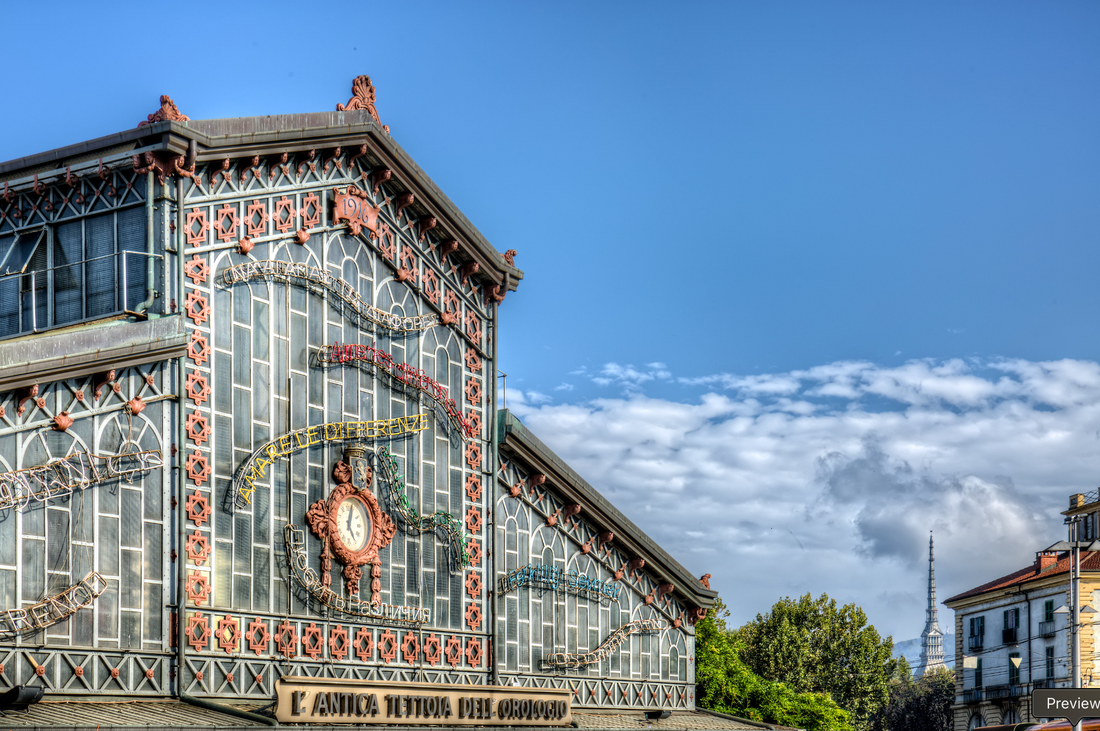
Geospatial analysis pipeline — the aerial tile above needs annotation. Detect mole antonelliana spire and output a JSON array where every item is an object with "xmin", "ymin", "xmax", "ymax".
[{"xmin": 916, "ymin": 531, "xmax": 946, "ymax": 676}]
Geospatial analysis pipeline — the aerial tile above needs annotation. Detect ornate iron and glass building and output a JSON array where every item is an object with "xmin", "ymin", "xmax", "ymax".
[{"xmin": 0, "ymin": 79, "xmax": 725, "ymax": 728}]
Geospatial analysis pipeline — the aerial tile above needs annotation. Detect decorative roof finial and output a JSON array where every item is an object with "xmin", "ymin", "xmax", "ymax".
[
  {"xmin": 337, "ymin": 76, "xmax": 390, "ymax": 133},
  {"xmin": 138, "ymin": 95, "xmax": 190, "ymax": 128}
]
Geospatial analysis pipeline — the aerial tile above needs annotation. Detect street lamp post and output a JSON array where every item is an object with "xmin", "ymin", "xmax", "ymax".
[{"xmin": 1047, "ymin": 529, "xmax": 1100, "ymax": 731}]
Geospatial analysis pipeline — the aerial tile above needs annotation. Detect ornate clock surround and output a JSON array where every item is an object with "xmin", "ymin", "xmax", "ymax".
[{"xmin": 306, "ymin": 448, "xmax": 395, "ymax": 603}]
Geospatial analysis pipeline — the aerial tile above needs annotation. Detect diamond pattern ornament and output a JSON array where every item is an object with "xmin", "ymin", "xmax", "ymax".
[
  {"xmin": 464, "ymin": 602, "xmax": 483, "ymax": 631},
  {"xmin": 245, "ymin": 200, "xmax": 267, "ymax": 237},
  {"xmin": 354, "ymin": 627, "xmax": 374, "ymax": 662},
  {"xmin": 465, "ymin": 442, "xmax": 482, "ymax": 471},
  {"xmin": 465, "ymin": 571, "xmax": 483, "ymax": 599},
  {"xmin": 401, "ymin": 631, "xmax": 420, "ymax": 663},
  {"xmin": 465, "ymin": 506, "xmax": 482, "ymax": 534},
  {"xmin": 184, "ymin": 290, "xmax": 210, "ymax": 325},
  {"xmin": 185, "ymin": 491, "xmax": 211, "ymax": 526},
  {"xmin": 212, "ymin": 203, "xmax": 239, "ymax": 243},
  {"xmin": 464, "ymin": 377, "xmax": 482, "ymax": 405},
  {"xmin": 186, "ymin": 411, "xmax": 211, "ymax": 445},
  {"xmin": 188, "ymin": 331, "xmax": 211, "ymax": 366},
  {"xmin": 378, "ymin": 629, "xmax": 398, "ymax": 664},
  {"xmin": 185, "ymin": 572, "xmax": 211, "ymax": 605},
  {"xmin": 443, "ymin": 291, "xmax": 461, "ymax": 324},
  {"xmin": 423, "ymin": 634, "xmax": 442, "ymax": 666},
  {"xmin": 186, "ymin": 452, "xmax": 212, "ymax": 486},
  {"xmin": 273, "ymin": 196, "xmax": 296, "ymax": 233},
  {"xmin": 300, "ymin": 192, "xmax": 321, "ymax": 228},
  {"xmin": 467, "ymin": 411, "xmax": 482, "ymax": 438},
  {"xmin": 184, "ymin": 254, "xmax": 209, "ymax": 285},
  {"xmin": 464, "ymin": 347, "xmax": 482, "ymax": 372},
  {"xmin": 275, "ymin": 621, "xmax": 298, "ymax": 657},
  {"xmin": 186, "ymin": 209, "xmax": 210, "ymax": 247},
  {"xmin": 246, "ymin": 617, "xmax": 271, "ymax": 655},
  {"xmin": 465, "ymin": 637, "xmax": 483, "ymax": 667},
  {"xmin": 464, "ymin": 473, "xmax": 482, "ymax": 501},
  {"xmin": 185, "ymin": 530, "xmax": 211, "ymax": 565},
  {"xmin": 216, "ymin": 615, "xmax": 241, "ymax": 653},
  {"xmin": 445, "ymin": 635, "xmax": 463, "ymax": 667},
  {"xmin": 468, "ymin": 539, "xmax": 483, "ymax": 565},
  {"xmin": 302, "ymin": 623, "xmax": 324, "ymax": 660},
  {"xmin": 185, "ymin": 371, "xmax": 211, "ymax": 406},
  {"xmin": 422, "ymin": 268, "xmax": 440, "ymax": 305},
  {"xmin": 329, "ymin": 625, "xmax": 350, "ymax": 661},
  {"xmin": 465, "ymin": 309, "xmax": 482, "ymax": 343},
  {"xmin": 185, "ymin": 613, "xmax": 212, "ymax": 651}
]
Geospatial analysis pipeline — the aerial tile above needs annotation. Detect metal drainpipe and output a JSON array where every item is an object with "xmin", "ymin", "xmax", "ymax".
[
  {"xmin": 136, "ymin": 169, "xmax": 157, "ymax": 312},
  {"xmin": 489, "ymin": 293, "xmax": 500, "ymax": 687},
  {"xmin": 175, "ymin": 175, "xmax": 188, "ymax": 691}
]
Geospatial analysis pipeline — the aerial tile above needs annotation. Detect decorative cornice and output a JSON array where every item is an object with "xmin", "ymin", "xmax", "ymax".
[
  {"xmin": 138, "ymin": 95, "xmax": 190, "ymax": 128},
  {"xmin": 336, "ymin": 75, "xmax": 390, "ymax": 133}
]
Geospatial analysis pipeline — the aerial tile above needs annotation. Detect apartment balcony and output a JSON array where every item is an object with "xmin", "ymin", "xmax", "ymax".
[
  {"xmin": 1033, "ymin": 678, "xmax": 1064, "ymax": 689},
  {"xmin": 985, "ymin": 684, "xmax": 1012, "ymax": 700},
  {"xmin": 1039, "ymin": 620, "xmax": 1057, "ymax": 638},
  {"xmin": 1002, "ymin": 627, "xmax": 1018, "ymax": 644},
  {"xmin": 968, "ymin": 634, "xmax": 984, "ymax": 650},
  {"xmin": 962, "ymin": 688, "xmax": 982, "ymax": 704}
]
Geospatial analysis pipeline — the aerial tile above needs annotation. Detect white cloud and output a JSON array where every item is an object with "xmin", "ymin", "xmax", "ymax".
[
  {"xmin": 591, "ymin": 362, "xmax": 672, "ymax": 391},
  {"xmin": 554, "ymin": 383, "xmax": 575, "ymax": 392},
  {"xmin": 507, "ymin": 357, "xmax": 1100, "ymax": 641}
]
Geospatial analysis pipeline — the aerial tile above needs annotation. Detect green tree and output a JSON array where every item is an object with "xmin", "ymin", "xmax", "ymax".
[
  {"xmin": 696, "ymin": 597, "xmax": 854, "ymax": 731},
  {"xmin": 872, "ymin": 665, "xmax": 954, "ymax": 731},
  {"xmin": 735, "ymin": 593, "xmax": 899, "ymax": 730}
]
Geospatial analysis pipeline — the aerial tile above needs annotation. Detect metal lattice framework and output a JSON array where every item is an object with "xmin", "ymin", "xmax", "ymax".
[
  {"xmin": 376, "ymin": 445, "xmax": 471, "ymax": 570},
  {"xmin": 0, "ymin": 449, "xmax": 162, "ymax": 511},
  {"xmin": 0, "ymin": 572, "xmax": 108, "ymax": 636},
  {"xmin": 221, "ymin": 260, "xmax": 439, "ymax": 332},
  {"xmin": 543, "ymin": 619, "xmax": 666, "ymax": 670}
]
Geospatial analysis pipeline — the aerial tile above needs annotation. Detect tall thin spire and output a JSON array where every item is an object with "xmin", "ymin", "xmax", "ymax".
[{"xmin": 916, "ymin": 531, "xmax": 946, "ymax": 675}]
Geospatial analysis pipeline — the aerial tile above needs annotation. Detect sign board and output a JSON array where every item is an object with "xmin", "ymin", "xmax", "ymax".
[
  {"xmin": 275, "ymin": 677, "xmax": 571, "ymax": 725},
  {"xmin": 1032, "ymin": 689, "xmax": 1100, "ymax": 726}
]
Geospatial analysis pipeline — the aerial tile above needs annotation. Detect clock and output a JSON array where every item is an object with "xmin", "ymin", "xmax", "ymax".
[{"xmin": 335, "ymin": 496, "xmax": 372, "ymax": 552}]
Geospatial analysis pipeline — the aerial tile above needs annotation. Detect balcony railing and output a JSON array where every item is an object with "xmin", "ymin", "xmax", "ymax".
[
  {"xmin": 1033, "ymin": 678, "xmax": 1064, "ymax": 690},
  {"xmin": 1003, "ymin": 627, "xmax": 1018, "ymax": 644},
  {"xmin": 985, "ymin": 684, "xmax": 1011, "ymax": 700},
  {"xmin": 1039, "ymin": 620, "xmax": 1057, "ymax": 638},
  {"xmin": 962, "ymin": 688, "xmax": 982, "ymax": 704},
  {"xmin": 968, "ymin": 634, "xmax": 984, "ymax": 650}
]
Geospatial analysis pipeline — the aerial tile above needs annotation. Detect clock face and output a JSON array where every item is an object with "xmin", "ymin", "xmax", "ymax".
[{"xmin": 335, "ymin": 497, "xmax": 371, "ymax": 552}]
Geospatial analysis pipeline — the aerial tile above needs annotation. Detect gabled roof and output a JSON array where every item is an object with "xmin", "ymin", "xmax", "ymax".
[
  {"xmin": 0, "ymin": 105, "xmax": 520, "ymax": 291},
  {"xmin": 497, "ymin": 409, "xmax": 718, "ymax": 610},
  {"xmin": 944, "ymin": 551, "xmax": 1100, "ymax": 605}
]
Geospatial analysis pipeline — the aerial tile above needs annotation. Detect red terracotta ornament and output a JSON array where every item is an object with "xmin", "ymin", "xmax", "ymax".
[
  {"xmin": 74, "ymin": 666, "xmax": 84, "ymax": 678},
  {"xmin": 465, "ymin": 506, "xmax": 482, "ymax": 534},
  {"xmin": 417, "ymin": 216, "xmax": 437, "ymax": 242},
  {"xmin": 300, "ymin": 193, "xmax": 321, "ymax": 228},
  {"xmin": 658, "ymin": 583, "xmax": 675, "ymax": 603},
  {"xmin": 295, "ymin": 228, "xmax": 310, "ymax": 245},
  {"xmin": 185, "ymin": 530, "xmax": 211, "ymax": 565},
  {"xmin": 465, "ymin": 309, "xmax": 482, "ymax": 344},
  {"xmin": 509, "ymin": 478, "xmax": 525, "ymax": 499},
  {"xmin": 598, "ymin": 531, "xmax": 615, "ymax": 553},
  {"xmin": 401, "ymin": 631, "xmax": 420, "ymax": 664},
  {"xmin": 275, "ymin": 621, "xmax": 298, "ymax": 657},
  {"xmin": 186, "ymin": 209, "xmax": 210, "ymax": 247},
  {"xmin": 185, "ymin": 490, "xmax": 212, "ymax": 526},
  {"xmin": 399, "ymin": 247, "xmax": 419, "ymax": 284},
  {"xmin": 184, "ymin": 254, "xmax": 209, "ymax": 285},
  {"xmin": 186, "ymin": 451, "xmax": 212, "ymax": 486},
  {"xmin": 329, "ymin": 625, "xmax": 350, "ymax": 661},
  {"xmin": 378, "ymin": 629, "xmax": 398, "ymax": 664},
  {"xmin": 393, "ymin": 192, "xmax": 414, "ymax": 220},
  {"xmin": 464, "ymin": 473, "xmax": 482, "ymax": 501},
  {"xmin": 217, "ymin": 615, "xmax": 241, "ymax": 653},
  {"xmin": 438, "ymin": 238, "xmax": 459, "ymax": 265},
  {"xmin": 465, "ymin": 571, "xmax": 483, "ymax": 599},
  {"xmin": 195, "ymin": 670, "xmax": 204, "ymax": 682},
  {"xmin": 108, "ymin": 667, "xmax": 117, "ymax": 679},
  {"xmin": 465, "ymin": 442, "xmax": 482, "ymax": 471},
  {"xmin": 503, "ymin": 249, "xmax": 517, "ymax": 267},
  {"xmin": 185, "ymin": 371, "xmax": 211, "ymax": 406},
  {"xmin": 92, "ymin": 371, "xmax": 115, "ymax": 400},
  {"xmin": 688, "ymin": 607, "xmax": 708, "ymax": 625},
  {"xmin": 188, "ymin": 331, "xmax": 211, "ymax": 366},
  {"xmin": 185, "ymin": 290, "xmax": 210, "ymax": 325},
  {"xmin": 139, "ymin": 95, "xmax": 190, "ymax": 127},
  {"xmin": 212, "ymin": 203, "xmax": 239, "ymax": 243},
  {"xmin": 192, "ymin": 618, "xmax": 222, "ymax": 658},
  {"xmin": 237, "ymin": 236, "xmax": 254, "ymax": 255},
  {"xmin": 127, "ymin": 397, "xmax": 145, "ymax": 416},
  {"xmin": 464, "ymin": 603, "xmax": 483, "ymax": 631},
  {"xmin": 484, "ymin": 284, "xmax": 505, "ymax": 307},
  {"xmin": 185, "ymin": 571, "xmax": 211, "ymax": 605},
  {"xmin": 370, "ymin": 167, "xmax": 392, "ymax": 193},
  {"xmin": 445, "ymin": 635, "xmax": 463, "ymax": 667},
  {"xmin": 354, "ymin": 626, "xmax": 374, "ymax": 662},
  {"xmin": 273, "ymin": 196, "xmax": 296, "ymax": 233},
  {"xmin": 337, "ymin": 76, "xmax": 387, "ymax": 131},
  {"xmin": 699, "ymin": 573, "xmax": 712, "ymax": 589},
  {"xmin": 226, "ymin": 672, "xmax": 234, "ymax": 684},
  {"xmin": 246, "ymin": 617, "xmax": 271, "ymax": 655},
  {"xmin": 442, "ymin": 290, "xmax": 461, "ymax": 326},
  {"xmin": 52, "ymin": 412, "xmax": 73, "ymax": 432},
  {"xmin": 464, "ymin": 348, "xmax": 482, "ymax": 372},
  {"xmin": 464, "ymin": 378, "xmax": 482, "ymax": 405},
  {"xmin": 466, "ymin": 411, "xmax": 482, "ymax": 438},
  {"xmin": 468, "ymin": 539, "xmax": 483, "ymax": 565},
  {"xmin": 465, "ymin": 637, "xmax": 483, "ymax": 667},
  {"xmin": 186, "ymin": 411, "xmax": 211, "ymax": 445},
  {"xmin": 459, "ymin": 261, "xmax": 479, "ymax": 288},
  {"xmin": 422, "ymin": 268, "xmax": 440, "ymax": 306},
  {"xmin": 302, "ymin": 623, "xmax": 324, "ymax": 660},
  {"xmin": 423, "ymin": 634, "xmax": 442, "ymax": 666},
  {"xmin": 377, "ymin": 222, "xmax": 396, "ymax": 261}
]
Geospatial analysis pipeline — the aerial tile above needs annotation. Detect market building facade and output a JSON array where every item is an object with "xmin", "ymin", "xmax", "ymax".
[{"xmin": 0, "ymin": 78, "xmax": 720, "ymax": 727}]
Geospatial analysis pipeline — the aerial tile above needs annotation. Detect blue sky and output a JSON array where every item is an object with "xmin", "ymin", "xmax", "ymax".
[{"xmin": 3, "ymin": 1, "xmax": 1100, "ymax": 641}]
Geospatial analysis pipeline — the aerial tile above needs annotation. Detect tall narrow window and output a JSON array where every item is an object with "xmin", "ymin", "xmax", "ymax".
[
  {"xmin": 974, "ymin": 658, "xmax": 983, "ymax": 688},
  {"xmin": 1046, "ymin": 646, "xmax": 1055, "ymax": 679},
  {"xmin": 1045, "ymin": 600, "xmax": 1055, "ymax": 624},
  {"xmin": 1009, "ymin": 652, "xmax": 1020, "ymax": 685}
]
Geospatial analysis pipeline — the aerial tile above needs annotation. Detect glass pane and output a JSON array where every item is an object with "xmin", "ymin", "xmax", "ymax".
[{"xmin": 86, "ymin": 213, "xmax": 116, "ymax": 315}]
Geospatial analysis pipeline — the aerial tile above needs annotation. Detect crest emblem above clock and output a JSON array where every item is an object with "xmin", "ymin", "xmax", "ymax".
[{"xmin": 305, "ymin": 448, "xmax": 395, "ymax": 602}]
